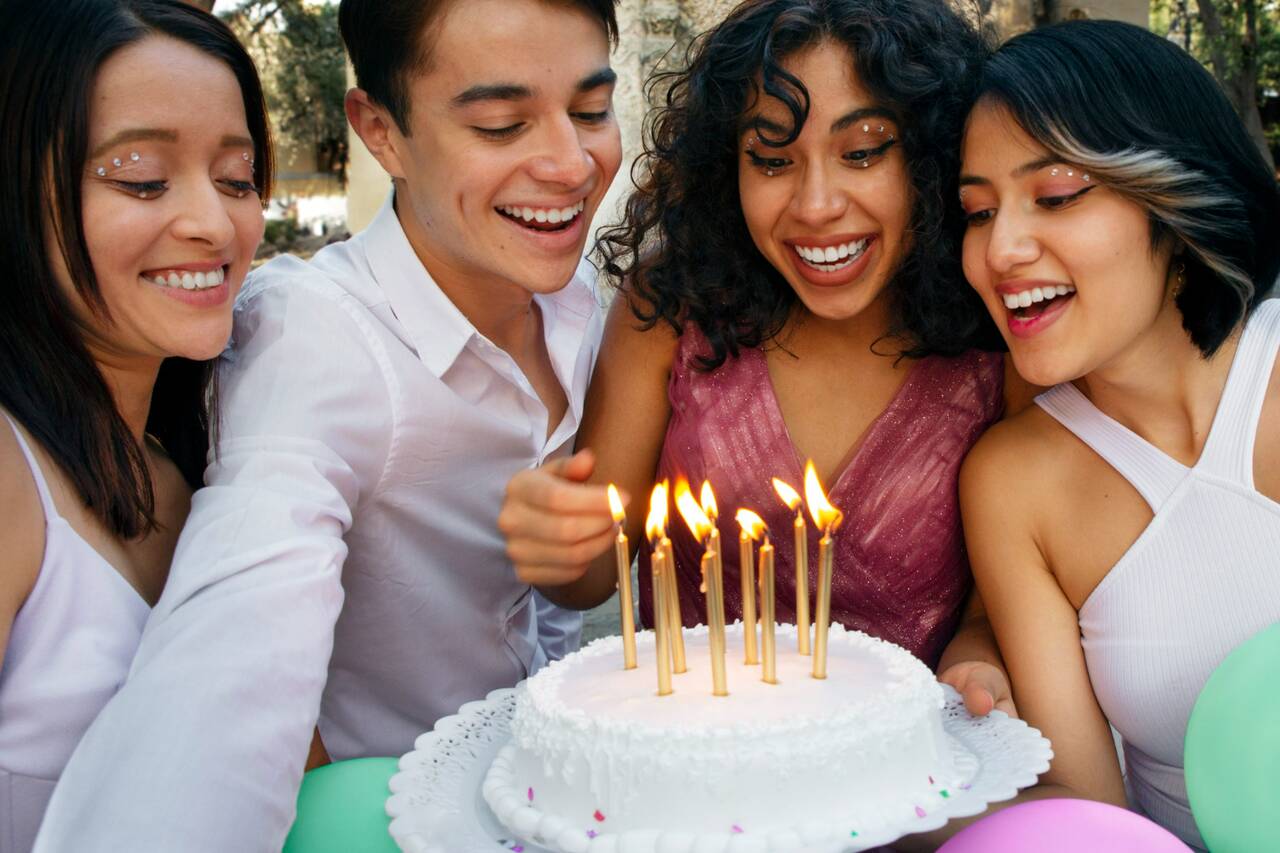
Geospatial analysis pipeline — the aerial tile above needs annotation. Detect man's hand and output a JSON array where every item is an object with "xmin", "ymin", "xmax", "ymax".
[
  {"xmin": 499, "ymin": 450, "xmax": 624, "ymax": 588},
  {"xmin": 938, "ymin": 659, "xmax": 1018, "ymax": 718}
]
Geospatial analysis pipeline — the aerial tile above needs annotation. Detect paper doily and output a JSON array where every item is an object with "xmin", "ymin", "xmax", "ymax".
[{"xmin": 386, "ymin": 685, "xmax": 1052, "ymax": 853}]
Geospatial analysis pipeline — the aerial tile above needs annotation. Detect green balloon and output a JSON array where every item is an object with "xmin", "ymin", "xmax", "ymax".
[
  {"xmin": 283, "ymin": 757, "xmax": 401, "ymax": 853},
  {"xmin": 1185, "ymin": 620, "xmax": 1280, "ymax": 852}
]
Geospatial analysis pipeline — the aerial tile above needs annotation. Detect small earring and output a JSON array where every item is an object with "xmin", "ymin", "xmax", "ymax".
[{"xmin": 1174, "ymin": 260, "xmax": 1187, "ymax": 296}]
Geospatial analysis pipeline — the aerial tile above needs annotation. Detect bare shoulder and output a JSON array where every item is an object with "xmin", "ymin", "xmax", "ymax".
[
  {"xmin": 962, "ymin": 403, "xmax": 1072, "ymax": 516},
  {"xmin": 0, "ymin": 416, "xmax": 47, "ymax": 614},
  {"xmin": 600, "ymin": 290, "xmax": 680, "ymax": 369}
]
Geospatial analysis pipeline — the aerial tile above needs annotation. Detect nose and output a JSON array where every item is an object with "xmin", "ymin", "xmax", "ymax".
[
  {"xmin": 527, "ymin": 115, "xmax": 595, "ymax": 189},
  {"xmin": 788, "ymin": 161, "xmax": 848, "ymax": 227},
  {"xmin": 985, "ymin": 207, "xmax": 1041, "ymax": 274},
  {"xmin": 171, "ymin": 178, "xmax": 237, "ymax": 250}
]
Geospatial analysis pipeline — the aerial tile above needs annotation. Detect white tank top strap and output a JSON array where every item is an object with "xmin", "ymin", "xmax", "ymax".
[
  {"xmin": 3, "ymin": 412, "xmax": 60, "ymax": 522},
  {"xmin": 1196, "ymin": 299, "xmax": 1280, "ymax": 486},
  {"xmin": 1035, "ymin": 382, "xmax": 1188, "ymax": 512}
]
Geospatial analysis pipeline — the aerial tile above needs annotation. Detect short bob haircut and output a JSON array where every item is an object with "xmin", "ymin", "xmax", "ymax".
[
  {"xmin": 974, "ymin": 20, "xmax": 1280, "ymax": 357},
  {"xmin": 0, "ymin": 0, "xmax": 273, "ymax": 538},
  {"xmin": 339, "ymin": 0, "xmax": 620, "ymax": 135},
  {"xmin": 598, "ymin": 0, "xmax": 998, "ymax": 370}
]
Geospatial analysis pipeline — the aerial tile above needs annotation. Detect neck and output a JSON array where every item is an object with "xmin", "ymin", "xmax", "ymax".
[
  {"xmin": 781, "ymin": 287, "xmax": 901, "ymax": 358},
  {"xmin": 1076, "ymin": 298, "xmax": 1239, "ymax": 461},
  {"xmin": 394, "ymin": 190, "xmax": 541, "ymax": 354},
  {"xmin": 90, "ymin": 348, "xmax": 164, "ymax": 446}
]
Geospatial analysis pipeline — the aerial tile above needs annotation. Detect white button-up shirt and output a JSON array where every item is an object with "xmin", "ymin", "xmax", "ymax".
[{"xmin": 35, "ymin": 195, "xmax": 600, "ymax": 852}]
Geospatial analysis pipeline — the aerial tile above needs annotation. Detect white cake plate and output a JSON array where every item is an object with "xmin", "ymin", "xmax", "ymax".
[{"xmin": 386, "ymin": 683, "xmax": 1051, "ymax": 853}]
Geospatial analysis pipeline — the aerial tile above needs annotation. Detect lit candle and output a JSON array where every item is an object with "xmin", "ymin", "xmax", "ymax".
[
  {"xmin": 735, "ymin": 509, "xmax": 764, "ymax": 665},
  {"xmin": 656, "ymin": 479, "xmax": 686, "ymax": 675},
  {"xmin": 803, "ymin": 461, "xmax": 843, "ymax": 680},
  {"xmin": 758, "ymin": 534, "xmax": 777, "ymax": 684},
  {"xmin": 772, "ymin": 477, "xmax": 810, "ymax": 655},
  {"xmin": 675, "ymin": 479, "xmax": 728, "ymax": 696},
  {"xmin": 646, "ymin": 484, "xmax": 672, "ymax": 696},
  {"xmin": 607, "ymin": 484, "xmax": 637, "ymax": 670}
]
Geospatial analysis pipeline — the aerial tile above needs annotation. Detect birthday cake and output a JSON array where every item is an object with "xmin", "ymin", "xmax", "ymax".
[{"xmin": 483, "ymin": 621, "xmax": 968, "ymax": 853}]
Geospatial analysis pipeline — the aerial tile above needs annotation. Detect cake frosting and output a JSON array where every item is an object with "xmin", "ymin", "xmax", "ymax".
[{"xmin": 483, "ymin": 622, "xmax": 969, "ymax": 853}]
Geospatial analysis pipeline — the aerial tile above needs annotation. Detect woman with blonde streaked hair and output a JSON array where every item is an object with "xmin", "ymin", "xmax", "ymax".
[{"xmin": 958, "ymin": 20, "xmax": 1280, "ymax": 849}]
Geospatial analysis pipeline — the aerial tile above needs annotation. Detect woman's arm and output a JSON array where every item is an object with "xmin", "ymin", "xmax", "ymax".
[
  {"xmin": 0, "ymin": 421, "xmax": 46, "ymax": 672},
  {"xmin": 936, "ymin": 588, "xmax": 1016, "ymax": 717},
  {"xmin": 961, "ymin": 424, "xmax": 1127, "ymax": 805},
  {"xmin": 501, "ymin": 294, "xmax": 678, "ymax": 609}
]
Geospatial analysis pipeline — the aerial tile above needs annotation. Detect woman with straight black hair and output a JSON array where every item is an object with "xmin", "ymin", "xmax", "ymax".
[
  {"xmin": 501, "ymin": 0, "xmax": 1030, "ymax": 719},
  {"xmin": 959, "ymin": 20, "xmax": 1280, "ymax": 848},
  {"xmin": 0, "ymin": 0, "xmax": 270, "ymax": 846}
]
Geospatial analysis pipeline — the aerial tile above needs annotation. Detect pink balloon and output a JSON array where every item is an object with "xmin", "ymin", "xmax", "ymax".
[{"xmin": 937, "ymin": 799, "xmax": 1191, "ymax": 853}]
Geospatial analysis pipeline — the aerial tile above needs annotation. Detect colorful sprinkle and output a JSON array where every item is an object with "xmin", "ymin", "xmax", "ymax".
[
  {"xmin": 928, "ymin": 775, "xmax": 934, "ymax": 784},
  {"xmin": 960, "ymin": 782, "xmax": 972, "ymax": 791},
  {"xmin": 915, "ymin": 806, "xmax": 927, "ymax": 818},
  {"xmin": 941, "ymin": 790, "xmax": 950, "ymax": 799},
  {"xmin": 850, "ymin": 831, "xmax": 859, "ymax": 838},
  {"xmin": 527, "ymin": 787, "xmax": 534, "ymax": 802},
  {"xmin": 511, "ymin": 847, "xmax": 524, "ymax": 852},
  {"xmin": 731, "ymin": 824, "xmax": 743, "ymax": 833},
  {"xmin": 593, "ymin": 809, "xmax": 606, "ymax": 822},
  {"xmin": 586, "ymin": 830, "xmax": 598, "ymax": 839}
]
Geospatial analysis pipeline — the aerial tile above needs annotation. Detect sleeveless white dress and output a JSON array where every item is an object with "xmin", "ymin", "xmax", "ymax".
[
  {"xmin": 0, "ymin": 415, "xmax": 149, "ymax": 852},
  {"xmin": 1035, "ymin": 299, "xmax": 1280, "ymax": 850}
]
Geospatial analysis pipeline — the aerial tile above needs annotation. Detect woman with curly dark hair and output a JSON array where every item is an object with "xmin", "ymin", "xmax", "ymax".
[{"xmin": 502, "ymin": 0, "xmax": 1024, "ymax": 709}]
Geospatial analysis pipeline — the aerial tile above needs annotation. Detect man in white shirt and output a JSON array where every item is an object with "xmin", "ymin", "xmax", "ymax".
[{"xmin": 37, "ymin": 0, "xmax": 622, "ymax": 849}]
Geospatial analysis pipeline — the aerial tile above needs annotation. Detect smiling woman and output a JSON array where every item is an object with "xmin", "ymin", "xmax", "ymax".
[{"xmin": 0, "ymin": 1, "xmax": 270, "ymax": 848}]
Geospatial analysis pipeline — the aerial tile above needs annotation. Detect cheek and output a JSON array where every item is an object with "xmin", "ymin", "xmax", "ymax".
[
  {"xmin": 961, "ymin": 231, "xmax": 987, "ymax": 289},
  {"xmin": 233, "ymin": 204, "xmax": 265, "ymax": 260}
]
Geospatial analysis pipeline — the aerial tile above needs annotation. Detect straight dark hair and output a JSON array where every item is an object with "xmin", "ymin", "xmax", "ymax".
[
  {"xmin": 339, "ymin": 0, "xmax": 620, "ymax": 134},
  {"xmin": 975, "ymin": 20, "xmax": 1280, "ymax": 356},
  {"xmin": 0, "ymin": 0, "xmax": 274, "ymax": 537},
  {"xmin": 597, "ymin": 0, "xmax": 999, "ymax": 371}
]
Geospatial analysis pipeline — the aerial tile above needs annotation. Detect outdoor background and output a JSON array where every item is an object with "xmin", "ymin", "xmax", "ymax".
[{"xmin": 196, "ymin": 0, "xmax": 1279, "ymax": 640}]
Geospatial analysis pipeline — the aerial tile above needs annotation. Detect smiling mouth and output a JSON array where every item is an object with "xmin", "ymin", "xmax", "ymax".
[
  {"xmin": 792, "ymin": 238, "xmax": 871, "ymax": 273},
  {"xmin": 1003, "ymin": 284, "xmax": 1076, "ymax": 320},
  {"xmin": 497, "ymin": 200, "xmax": 585, "ymax": 233}
]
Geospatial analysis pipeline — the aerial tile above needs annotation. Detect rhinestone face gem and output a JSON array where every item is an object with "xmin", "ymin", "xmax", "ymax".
[
  {"xmin": 862, "ymin": 124, "xmax": 870, "ymax": 132},
  {"xmin": 130, "ymin": 152, "xmax": 140, "ymax": 161},
  {"xmin": 96, "ymin": 167, "xmax": 107, "ymax": 176},
  {"xmin": 112, "ymin": 158, "xmax": 122, "ymax": 167}
]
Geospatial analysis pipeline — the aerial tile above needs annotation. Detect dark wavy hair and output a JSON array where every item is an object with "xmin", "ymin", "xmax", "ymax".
[
  {"xmin": 0, "ymin": 0, "xmax": 273, "ymax": 537},
  {"xmin": 976, "ymin": 21, "xmax": 1280, "ymax": 356},
  {"xmin": 597, "ymin": 0, "xmax": 997, "ymax": 369}
]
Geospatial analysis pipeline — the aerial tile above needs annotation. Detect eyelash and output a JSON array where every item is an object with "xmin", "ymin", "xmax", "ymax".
[
  {"xmin": 746, "ymin": 138, "xmax": 897, "ymax": 175},
  {"xmin": 963, "ymin": 185, "xmax": 1096, "ymax": 225},
  {"xmin": 474, "ymin": 110, "xmax": 612, "ymax": 141},
  {"xmin": 113, "ymin": 179, "xmax": 260, "ymax": 200}
]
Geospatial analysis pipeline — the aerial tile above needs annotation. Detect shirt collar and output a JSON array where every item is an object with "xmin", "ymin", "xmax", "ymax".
[{"xmin": 362, "ymin": 190, "xmax": 601, "ymax": 378}]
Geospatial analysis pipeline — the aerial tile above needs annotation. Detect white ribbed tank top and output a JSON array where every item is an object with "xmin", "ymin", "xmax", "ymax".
[
  {"xmin": 1035, "ymin": 299, "xmax": 1280, "ymax": 850},
  {"xmin": 0, "ymin": 415, "xmax": 149, "ymax": 853}
]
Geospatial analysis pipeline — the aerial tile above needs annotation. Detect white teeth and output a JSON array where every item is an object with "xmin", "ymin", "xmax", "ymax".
[
  {"xmin": 1003, "ymin": 284, "xmax": 1076, "ymax": 310},
  {"xmin": 499, "ymin": 200, "xmax": 585, "ymax": 226},
  {"xmin": 149, "ymin": 267, "xmax": 225, "ymax": 291},
  {"xmin": 793, "ymin": 238, "xmax": 869, "ymax": 270}
]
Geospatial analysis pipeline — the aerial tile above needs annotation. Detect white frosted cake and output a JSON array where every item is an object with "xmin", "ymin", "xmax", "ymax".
[{"xmin": 483, "ymin": 622, "xmax": 968, "ymax": 853}]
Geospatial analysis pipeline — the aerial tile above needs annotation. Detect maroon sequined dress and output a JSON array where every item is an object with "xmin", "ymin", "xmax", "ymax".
[{"xmin": 638, "ymin": 325, "xmax": 1003, "ymax": 669}]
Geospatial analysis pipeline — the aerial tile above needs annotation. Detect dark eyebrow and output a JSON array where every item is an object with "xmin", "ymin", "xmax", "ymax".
[
  {"xmin": 830, "ymin": 107, "xmax": 897, "ymax": 133},
  {"xmin": 959, "ymin": 156, "xmax": 1068, "ymax": 187},
  {"xmin": 739, "ymin": 115, "xmax": 789, "ymax": 139},
  {"xmin": 451, "ymin": 83, "xmax": 534, "ymax": 107},
  {"xmin": 221, "ymin": 134, "xmax": 255, "ymax": 150},
  {"xmin": 89, "ymin": 128, "xmax": 179, "ymax": 158},
  {"xmin": 577, "ymin": 67, "xmax": 616, "ymax": 93}
]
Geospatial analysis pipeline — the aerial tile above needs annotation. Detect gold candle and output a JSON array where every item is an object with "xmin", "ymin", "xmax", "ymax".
[
  {"xmin": 661, "ymin": 535, "xmax": 687, "ymax": 673},
  {"xmin": 675, "ymin": 479, "xmax": 728, "ymax": 696},
  {"xmin": 608, "ymin": 485, "xmax": 637, "ymax": 670},
  {"xmin": 645, "ymin": 485, "xmax": 673, "ymax": 695},
  {"xmin": 772, "ymin": 477, "xmax": 810, "ymax": 655},
  {"xmin": 735, "ymin": 509, "xmax": 764, "ymax": 665},
  {"xmin": 803, "ymin": 461, "xmax": 843, "ymax": 680},
  {"xmin": 758, "ymin": 535, "xmax": 777, "ymax": 684},
  {"xmin": 701, "ymin": 483, "xmax": 728, "ymax": 696}
]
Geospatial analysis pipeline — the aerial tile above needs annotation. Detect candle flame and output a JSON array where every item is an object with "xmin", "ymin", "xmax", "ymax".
[
  {"xmin": 699, "ymin": 480, "xmax": 718, "ymax": 522},
  {"xmin": 803, "ymin": 460, "xmax": 843, "ymax": 533},
  {"xmin": 607, "ymin": 484, "xmax": 625, "ymax": 524},
  {"xmin": 674, "ymin": 478, "xmax": 714, "ymax": 543},
  {"xmin": 645, "ymin": 481, "xmax": 668, "ymax": 543},
  {"xmin": 736, "ymin": 509, "xmax": 766, "ymax": 540},
  {"xmin": 772, "ymin": 477, "xmax": 803, "ymax": 511}
]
